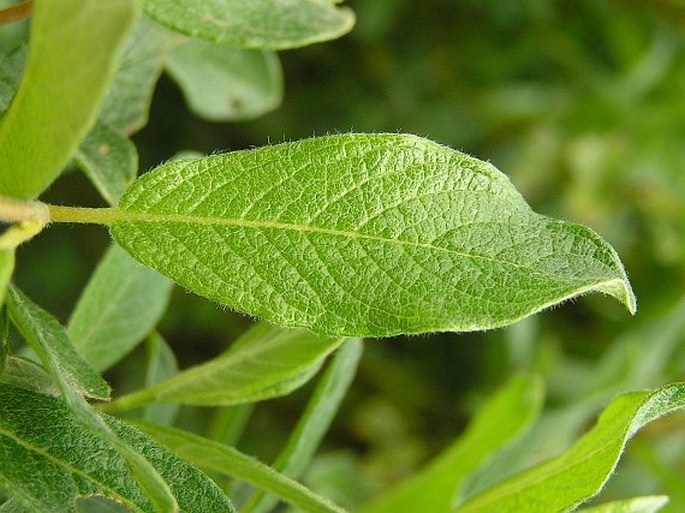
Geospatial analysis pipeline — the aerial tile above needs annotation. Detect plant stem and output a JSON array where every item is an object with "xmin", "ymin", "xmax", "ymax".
[
  {"xmin": 0, "ymin": 195, "xmax": 49, "ymax": 224},
  {"xmin": 0, "ymin": 1, "xmax": 32, "ymax": 25},
  {"xmin": 47, "ymin": 204, "xmax": 122, "ymax": 225}
]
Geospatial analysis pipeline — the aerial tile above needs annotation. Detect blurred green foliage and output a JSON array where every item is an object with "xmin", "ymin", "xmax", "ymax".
[{"xmin": 11, "ymin": 0, "xmax": 685, "ymax": 510}]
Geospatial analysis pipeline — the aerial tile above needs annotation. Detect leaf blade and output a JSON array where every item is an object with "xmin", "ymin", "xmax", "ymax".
[{"xmin": 112, "ymin": 133, "xmax": 635, "ymax": 337}]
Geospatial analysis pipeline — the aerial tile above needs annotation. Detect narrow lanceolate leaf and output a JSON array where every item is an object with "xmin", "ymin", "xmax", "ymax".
[
  {"xmin": 110, "ymin": 134, "xmax": 636, "ymax": 337},
  {"xmin": 0, "ymin": 384, "xmax": 233, "ymax": 513},
  {"xmin": 165, "ymin": 38, "xmax": 283, "ymax": 122},
  {"xmin": 6, "ymin": 285, "xmax": 109, "ymax": 400},
  {"xmin": 68, "ymin": 244, "xmax": 173, "ymax": 373},
  {"xmin": 104, "ymin": 323, "xmax": 344, "ymax": 411},
  {"xmin": 577, "ymin": 496, "xmax": 669, "ymax": 513},
  {"xmin": 132, "ymin": 420, "xmax": 347, "ymax": 513},
  {"xmin": 6, "ymin": 285, "xmax": 178, "ymax": 513},
  {"xmin": 454, "ymin": 382, "xmax": 685, "ymax": 513},
  {"xmin": 0, "ymin": 249, "xmax": 14, "ymax": 305},
  {"xmin": 74, "ymin": 121, "xmax": 139, "ymax": 206},
  {"xmin": 139, "ymin": 0, "xmax": 355, "ymax": 50},
  {"xmin": 359, "ymin": 374, "xmax": 543, "ymax": 513},
  {"xmin": 243, "ymin": 338, "xmax": 363, "ymax": 513},
  {"xmin": 0, "ymin": 0, "xmax": 138, "ymax": 199},
  {"xmin": 142, "ymin": 333, "xmax": 180, "ymax": 426}
]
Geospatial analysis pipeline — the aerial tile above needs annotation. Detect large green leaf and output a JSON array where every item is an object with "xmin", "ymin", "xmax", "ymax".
[
  {"xmin": 103, "ymin": 323, "xmax": 344, "ymax": 411},
  {"xmin": 359, "ymin": 374, "xmax": 543, "ymax": 513},
  {"xmin": 68, "ymin": 244, "xmax": 173, "ymax": 373},
  {"xmin": 577, "ymin": 496, "xmax": 669, "ymax": 513},
  {"xmin": 0, "ymin": 0, "xmax": 138, "ymax": 199},
  {"xmin": 0, "ymin": 384, "xmax": 233, "ymax": 513},
  {"xmin": 132, "ymin": 420, "xmax": 347, "ymax": 513},
  {"xmin": 454, "ymin": 382, "xmax": 685, "ymax": 513},
  {"xmin": 106, "ymin": 134, "xmax": 635, "ymax": 337},
  {"xmin": 139, "ymin": 0, "xmax": 355, "ymax": 50},
  {"xmin": 165, "ymin": 38, "xmax": 282, "ymax": 122},
  {"xmin": 243, "ymin": 338, "xmax": 363, "ymax": 513}
]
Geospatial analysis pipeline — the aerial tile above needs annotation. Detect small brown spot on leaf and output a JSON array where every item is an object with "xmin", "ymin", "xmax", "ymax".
[{"xmin": 98, "ymin": 143, "xmax": 111, "ymax": 156}]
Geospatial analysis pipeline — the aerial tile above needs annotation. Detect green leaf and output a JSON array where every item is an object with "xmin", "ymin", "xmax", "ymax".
[
  {"xmin": 0, "ymin": 44, "xmax": 25, "ymax": 114},
  {"xmin": 0, "ymin": 356, "xmax": 58, "ymax": 397},
  {"xmin": 243, "ymin": 338, "xmax": 363, "ymax": 513},
  {"xmin": 6, "ymin": 285, "xmax": 110, "ymax": 400},
  {"xmin": 454, "ymin": 382, "xmax": 685, "ymax": 513},
  {"xmin": 74, "ymin": 121, "xmax": 139, "ymax": 206},
  {"xmin": 359, "ymin": 374, "xmax": 544, "ymax": 513},
  {"xmin": 0, "ymin": 0, "xmax": 139, "ymax": 199},
  {"xmin": 99, "ymin": 16, "xmax": 175, "ymax": 136},
  {"xmin": 103, "ymin": 323, "xmax": 344, "ymax": 411},
  {"xmin": 110, "ymin": 133, "xmax": 636, "ymax": 337},
  {"xmin": 165, "ymin": 38, "xmax": 283, "ymax": 122},
  {"xmin": 0, "ymin": 384, "xmax": 234, "ymax": 513},
  {"xmin": 0, "ymin": 248, "xmax": 14, "ymax": 305},
  {"xmin": 6, "ymin": 285, "xmax": 178, "ymax": 513},
  {"xmin": 139, "ymin": 0, "xmax": 355, "ymax": 50},
  {"xmin": 131, "ymin": 420, "xmax": 347, "ymax": 513},
  {"xmin": 577, "ymin": 496, "xmax": 669, "ymax": 513},
  {"xmin": 142, "ymin": 332, "xmax": 180, "ymax": 426},
  {"xmin": 68, "ymin": 244, "xmax": 173, "ymax": 373}
]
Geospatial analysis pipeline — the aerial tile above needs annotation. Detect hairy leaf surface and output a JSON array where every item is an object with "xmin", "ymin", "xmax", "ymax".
[
  {"xmin": 165, "ymin": 38, "xmax": 282, "ymax": 121},
  {"xmin": 68, "ymin": 244, "xmax": 173, "ymax": 373},
  {"xmin": 577, "ymin": 496, "xmax": 669, "ymax": 513},
  {"xmin": 0, "ymin": 384, "xmax": 233, "ymax": 513},
  {"xmin": 111, "ymin": 134, "xmax": 636, "ymax": 337},
  {"xmin": 454, "ymin": 382, "xmax": 685, "ymax": 513},
  {"xmin": 139, "ymin": 0, "xmax": 355, "ymax": 50},
  {"xmin": 0, "ymin": 0, "xmax": 138, "ymax": 199}
]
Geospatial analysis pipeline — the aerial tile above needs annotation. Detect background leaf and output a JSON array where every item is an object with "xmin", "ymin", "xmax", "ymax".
[
  {"xmin": 104, "ymin": 323, "xmax": 345, "ymax": 411},
  {"xmin": 0, "ymin": 0, "xmax": 138, "ymax": 199},
  {"xmin": 139, "ymin": 0, "xmax": 355, "ymax": 50},
  {"xmin": 0, "ymin": 43, "xmax": 25, "ymax": 114},
  {"xmin": 111, "ymin": 133, "xmax": 635, "ymax": 337},
  {"xmin": 165, "ymin": 38, "xmax": 283, "ymax": 122},
  {"xmin": 0, "ymin": 384, "xmax": 233, "ymax": 513},
  {"xmin": 577, "ymin": 496, "xmax": 669, "ymax": 513},
  {"xmin": 141, "ymin": 332, "xmax": 180, "ymax": 427},
  {"xmin": 454, "ymin": 382, "xmax": 685, "ymax": 513},
  {"xmin": 67, "ymin": 244, "xmax": 173, "ymax": 373}
]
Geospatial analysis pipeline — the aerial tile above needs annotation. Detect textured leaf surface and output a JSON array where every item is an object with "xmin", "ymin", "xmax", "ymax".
[
  {"xmin": 133, "ymin": 420, "xmax": 347, "ymax": 513},
  {"xmin": 111, "ymin": 134, "xmax": 636, "ymax": 337},
  {"xmin": 360, "ymin": 374, "xmax": 543, "ymax": 513},
  {"xmin": 454, "ymin": 382, "xmax": 685, "ymax": 513},
  {"xmin": 139, "ymin": 0, "xmax": 355, "ymax": 50},
  {"xmin": 105, "ymin": 323, "xmax": 344, "ymax": 410},
  {"xmin": 577, "ymin": 496, "xmax": 669, "ymax": 513},
  {"xmin": 99, "ymin": 16, "xmax": 174, "ymax": 136},
  {"xmin": 0, "ymin": 0, "xmax": 138, "ymax": 199},
  {"xmin": 243, "ymin": 338, "xmax": 362, "ymax": 513},
  {"xmin": 165, "ymin": 38, "xmax": 282, "ymax": 121},
  {"xmin": 74, "ymin": 121, "xmax": 139, "ymax": 206},
  {"xmin": 68, "ymin": 244, "xmax": 173, "ymax": 373},
  {"xmin": 0, "ymin": 384, "xmax": 233, "ymax": 513}
]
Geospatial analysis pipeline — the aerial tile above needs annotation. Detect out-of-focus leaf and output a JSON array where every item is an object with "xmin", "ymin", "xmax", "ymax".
[
  {"xmin": 132, "ymin": 420, "xmax": 347, "ymax": 513},
  {"xmin": 0, "ymin": 44, "xmax": 25, "ymax": 114},
  {"xmin": 103, "ymin": 323, "xmax": 344, "ymax": 411},
  {"xmin": 109, "ymin": 134, "xmax": 636, "ymax": 337},
  {"xmin": 99, "ymin": 16, "xmax": 175, "ymax": 136},
  {"xmin": 0, "ymin": 0, "xmax": 138, "ymax": 199},
  {"xmin": 243, "ymin": 338, "xmax": 363, "ymax": 513},
  {"xmin": 454, "ymin": 382, "xmax": 685, "ymax": 513},
  {"xmin": 0, "ymin": 248, "xmax": 13, "ymax": 306},
  {"xmin": 0, "ymin": 384, "xmax": 234, "ymax": 512},
  {"xmin": 142, "ymin": 332, "xmax": 179, "ymax": 426},
  {"xmin": 359, "ymin": 374, "xmax": 543, "ymax": 513},
  {"xmin": 139, "ymin": 0, "xmax": 355, "ymax": 50},
  {"xmin": 68, "ymin": 244, "xmax": 173, "ymax": 373},
  {"xmin": 165, "ymin": 38, "xmax": 282, "ymax": 122},
  {"xmin": 74, "ymin": 121, "xmax": 139, "ymax": 206},
  {"xmin": 577, "ymin": 496, "xmax": 669, "ymax": 513}
]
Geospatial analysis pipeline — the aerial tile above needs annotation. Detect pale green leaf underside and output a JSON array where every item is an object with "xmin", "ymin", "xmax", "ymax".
[
  {"xmin": 165, "ymin": 38, "xmax": 283, "ymax": 122},
  {"xmin": 112, "ymin": 134, "xmax": 635, "ymax": 337},
  {"xmin": 454, "ymin": 382, "xmax": 685, "ymax": 513},
  {"xmin": 577, "ymin": 496, "xmax": 669, "ymax": 513},
  {"xmin": 0, "ymin": 0, "xmax": 138, "ymax": 199},
  {"xmin": 107, "ymin": 323, "xmax": 344, "ymax": 410},
  {"xmin": 359, "ymin": 374, "xmax": 543, "ymax": 513},
  {"xmin": 68, "ymin": 244, "xmax": 173, "ymax": 373},
  {"xmin": 0, "ymin": 384, "xmax": 233, "ymax": 513},
  {"xmin": 139, "ymin": 0, "xmax": 355, "ymax": 50}
]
